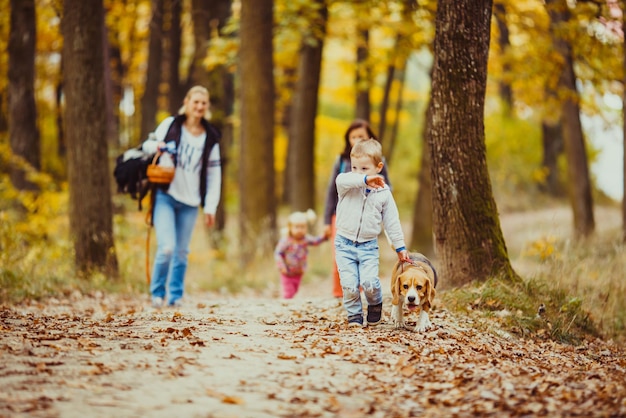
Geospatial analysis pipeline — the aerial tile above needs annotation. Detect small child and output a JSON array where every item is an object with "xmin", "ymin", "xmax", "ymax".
[
  {"xmin": 274, "ymin": 210, "xmax": 328, "ymax": 299},
  {"xmin": 335, "ymin": 138, "xmax": 410, "ymax": 327}
]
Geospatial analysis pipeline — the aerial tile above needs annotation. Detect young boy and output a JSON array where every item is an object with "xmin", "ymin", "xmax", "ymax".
[{"xmin": 335, "ymin": 138, "xmax": 410, "ymax": 327}]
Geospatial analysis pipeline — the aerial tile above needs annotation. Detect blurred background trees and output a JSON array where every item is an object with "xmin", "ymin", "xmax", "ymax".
[{"xmin": 0, "ymin": 0, "xmax": 624, "ymax": 285}]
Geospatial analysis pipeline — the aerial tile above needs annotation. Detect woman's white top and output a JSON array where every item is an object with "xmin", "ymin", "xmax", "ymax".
[{"xmin": 143, "ymin": 116, "xmax": 221, "ymax": 214}]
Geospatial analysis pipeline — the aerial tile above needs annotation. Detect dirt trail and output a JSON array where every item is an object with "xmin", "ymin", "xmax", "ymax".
[{"xmin": 1, "ymin": 206, "xmax": 625, "ymax": 417}]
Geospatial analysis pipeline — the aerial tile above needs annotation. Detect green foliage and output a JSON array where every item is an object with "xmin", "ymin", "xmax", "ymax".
[
  {"xmin": 442, "ymin": 226, "xmax": 626, "ymax": 345},
  {"xmin": 0, "ymin": 157, "xmax": 78, "ymax": 303},
  {"xmin": 485, "ymin": 112, "xmax": 543, "ymax": 199},
  {"xmin": 523, "ymin": 229, "xmax": 626, "ymax": 343},
  {"xmin": 441, "ymin": 276, "xmax": 599, "ymax": 345}
]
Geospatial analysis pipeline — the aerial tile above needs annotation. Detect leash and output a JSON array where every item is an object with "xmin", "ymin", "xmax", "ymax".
[
  {"xmin": 144, "ymin": 187, "xmax": 156, "ymax": 286},
  {"xmin": 145, "ymin": 225, "xmax": 151, "ymax": 285}
]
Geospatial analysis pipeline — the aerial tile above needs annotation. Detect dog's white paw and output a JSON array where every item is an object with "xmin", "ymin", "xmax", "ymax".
[
  {"xmin": 414, "ymin": 311, "xmax": 432, "ymax": 332},
  {"xmin": 391, "ymin": 304, "xmax": 405, "ymax": 329}
]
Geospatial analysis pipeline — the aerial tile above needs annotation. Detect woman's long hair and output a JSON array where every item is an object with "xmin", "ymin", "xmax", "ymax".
[
  {"xmin": 340, "ymin": 119, "xmax": 378, "ymax": 159},
  {"xmin": 178, "ymin": 85, "xmax": 212, "ymax": 120}
]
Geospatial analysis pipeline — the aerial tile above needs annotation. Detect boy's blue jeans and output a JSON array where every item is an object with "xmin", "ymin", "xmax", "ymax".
[
  {"xmin": 334, "ymin": 235, "xmax": 383, "ymax": 320},
  {"xmin": 150, "ymin": 189, "xmax": 198, "ymax": 305}
]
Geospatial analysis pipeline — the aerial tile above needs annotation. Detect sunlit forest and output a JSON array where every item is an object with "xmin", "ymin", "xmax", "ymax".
[{"xmin": 1, "ymin": 0, "xmax": 625, "ymax": 343}]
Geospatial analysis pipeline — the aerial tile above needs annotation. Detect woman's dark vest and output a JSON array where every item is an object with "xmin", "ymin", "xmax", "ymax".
[{"xmin": 163, "ymin": 114, "xmax": 221, "ymax": 208}]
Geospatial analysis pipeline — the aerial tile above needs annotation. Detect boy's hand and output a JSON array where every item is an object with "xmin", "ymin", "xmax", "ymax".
[
  {"xmin": 365, "ymin": 175, "xmax": 385, "ymax": 189},
  {"xmin": 397, "ymin": 249, "xmax": 410, "ymax": 263}
]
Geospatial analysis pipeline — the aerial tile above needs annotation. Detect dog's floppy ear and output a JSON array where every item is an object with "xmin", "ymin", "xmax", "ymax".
[
  {"xmin": 392, "ymin": 263, "xmax": 402, "ymax": 305},
  {"xmin": 422, "ymin": 275, "xmax": 436, "ymax": 310}
]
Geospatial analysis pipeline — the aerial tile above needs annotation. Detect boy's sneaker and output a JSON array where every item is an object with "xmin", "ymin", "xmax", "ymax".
[
  {"xmin": 348, "ymin": 314, "xmax": 363, "ymax": 327},
  {"xmin": 367, "ymin": 303, "xmax": 383, "ymax": 326},
  {"xmin": 169, "ymin": 299, "xmax": 182, "ymax": 308},
  {"xmin": 151, "ymin": 296, "xmax": 164, "ymax": 309}
]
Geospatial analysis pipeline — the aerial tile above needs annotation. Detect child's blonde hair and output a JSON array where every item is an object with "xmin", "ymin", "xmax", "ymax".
[
  {"xmin": 282, "ymin": 209, "xmax": 317, "ymax": 237},
  {"xmin": 350, "ymin": 138, "xmax": 383, "ymax": 165}
]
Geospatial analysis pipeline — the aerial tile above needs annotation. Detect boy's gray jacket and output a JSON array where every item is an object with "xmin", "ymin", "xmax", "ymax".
[{"xmin": 335, "ymin": 172, "xmax": 406, "ymax": 250}]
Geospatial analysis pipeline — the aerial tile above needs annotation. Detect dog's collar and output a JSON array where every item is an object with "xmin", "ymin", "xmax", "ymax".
[
  {"xmin": 400, "ymin": 260, "xmax": 426, "ymax": 274},
  {"xmin": 400, "ymin": 260, "xmax": 428, "ymax": 276}
]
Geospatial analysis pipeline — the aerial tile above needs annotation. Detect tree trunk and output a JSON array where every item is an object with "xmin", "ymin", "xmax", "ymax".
[
  {"xmin": 56, "ymin": 77, "xmax": 66, "ymax": 157},
  {"xmin": 355, "ymin": 27, "xmax": 370, "ymax": 121},
  {"xmin": 540, "ymin": 119, "xmax": 564, "ymax": 196},
  {"xmin": 62, "ymin": 0, "xmax": 118, "ymax": 277},
  {"xmin": 385, "ymin": 58, "xmax": 407, "ymax": 163},
  {"xmin": 204, "ymin": 0, "xmax": 234, "ymax": 242},
  {"xmin": 280, "ymin": 65, "xmax": 297, "ymax": 205},
  {"xmin": 286, "ymin": 0, "xmax": 327, "ymax": 212},
  {"xmin": 411, "ymin": 100, "xmax": 434, "ymax": 257},
  {"xmin": 140, "ymin": 0, "xmax": 164, "ymax": 142},
  {"xmin": 166, "ymin": 0, "xmax": 183, "ymax": 115},
  {"xmin": 8, "ymin": 0, "xmax": 40, "ymax": 190},
  {"xmin": 107, "ymin": 38, "xmax": 124, "ymax": 149},
  {"xmin": 187, "ymin": 0, "xmax": 212, "ymax": 90},
  {"xmin": 379, "ymin": 63, "xmax": 395, "ymax": 146},
  {"xmin": 623, "ymin": 2, "xmax": 626, "ymax": 243},
  {"xmin": 239, "ymin": 0, "xmax": 276, "ymax": 263},
  {"xmin": 429, "ymin": 0, "xmax": 517, "ymax": 288},
  {"xmin": 493, "ymin": 2, "xmax": 513, "ymax": 114},
  {"xmin": 379, "ymin": 0, "xmax": 414, "ymax": 148},
  {"xmin": 546, "ymin": 0, "xmax": 595, "ymax": 237},
  {"xmin": 102, "ymin": 13, "xmax": 117, "ymax": 147},
  {"xmin": 0, "ymin": 93, "xmax": 7, "ymax": 134}
]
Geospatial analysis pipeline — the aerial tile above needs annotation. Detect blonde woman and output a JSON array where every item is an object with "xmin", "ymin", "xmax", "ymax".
[{"xmin": 142, "ymin": 86, "xmax": 221, "ymax": 308}]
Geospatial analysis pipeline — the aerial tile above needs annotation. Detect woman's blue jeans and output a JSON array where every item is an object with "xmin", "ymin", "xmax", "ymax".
[
  {"xmin": 334, "ymin": 235, "xmax": 382, "ymax": 320},
  {"xmin": 150, "ymin": 189, "xmax": 198, "ymax": 305}
]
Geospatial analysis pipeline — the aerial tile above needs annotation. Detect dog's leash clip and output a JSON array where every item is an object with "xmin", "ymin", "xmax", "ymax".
[{"xmin": 400, "ymin": 260, "xmax": 418, "ymax": 273}]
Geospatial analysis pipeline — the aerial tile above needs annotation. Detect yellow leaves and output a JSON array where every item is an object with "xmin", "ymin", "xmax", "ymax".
[
  {"xmin": 399, "ymin": 364, "xmax": 416, "ymax": 377},
  {"xmin": 524, "ymin": 236, "xmax": 559, "ymax": 261},
  {"xmin": 156, "ymin": 325, "xmax": 206, "ymax": 347},
  {"xmin": 277, "ymin": 352, "xmax": 298, "ymax": 360},
  {"xmin": 205, "ymin": 388, "xmax": 245, "ymax": 405}
]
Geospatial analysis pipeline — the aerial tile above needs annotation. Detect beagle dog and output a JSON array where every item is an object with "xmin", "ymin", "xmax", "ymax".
[{"xmin": 391, "ymin": 252, "xmax": 438, "ymax": 332}]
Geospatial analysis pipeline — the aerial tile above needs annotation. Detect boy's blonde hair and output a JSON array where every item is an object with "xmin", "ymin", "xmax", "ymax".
[{"xmin": 350, "ymin": 138, "xmax": 383, "ymax": 165}]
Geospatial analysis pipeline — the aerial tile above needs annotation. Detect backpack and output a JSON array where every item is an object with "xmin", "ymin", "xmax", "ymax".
[
  {"xmin": 113, "ymin": 116, "xmax": 220, "ymax": 213},
  {"xmin": 113, "ymin": 146, "xmax": 153, "ymax": 210}
]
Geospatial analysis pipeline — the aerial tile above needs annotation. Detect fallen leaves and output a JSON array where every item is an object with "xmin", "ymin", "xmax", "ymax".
[
  {"xmin": 205, "ymin": 388, "xmax": 245, "ymax": 405},
  {"xmin": 0, "ymin": 293, "xmax": 625, "ymax": 417}
]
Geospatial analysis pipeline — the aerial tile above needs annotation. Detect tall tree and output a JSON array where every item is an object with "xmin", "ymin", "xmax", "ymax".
[
  {"xmin": 411, "ymin": 98, "xmax": 434, "ymax": 256},
  {"xmin": 378, "ymin": 0, "xmax": 414, "ymax": 149},
  {"xmin": 8, "ymin": 0, "xmax": 39, "ymax": 190},
  {"xmin": 540, "ymin": 119, "xmax": 565, "ymax": 196},
  {"xmin": 140, "ymin": 0, "xmax": 164, "ymax": 142},
  {"xmin": 545, "ymin": 0, "xmax": 595, "ymax": 237},
  {"xmin": 165, "ymin": 0, "xmax": 183, "ymax": 115},
  {"xmin": 239, "ymin": 0, "xmax": 276, "ymax": 262},
  {"xmin": 355, "ymin": 26, "xmax": 370, "ymax": 121},
  {"xmin": 62, "ymin": 0, "xmax": 118, "ymax": 277},
  {"xmin": 614, "ymin": 1, "xmax": 626, "ymax": 243},
  {"xmin": 187, "ymin": 0, "xmax": 211, "ymax": 90},
  {"xmin": 104, "ymin": 17, "xmax": 124, "ymax": 149},
  {"xmin": 204, "ymin": 0, "xmax": 234, "ymax": 238},
  {"xmin": 493, "ymin": 1, "xmax": 513, "ymax": 113},
  {"xmin": 285, "ymin": 0, "xmax": 328, "ymax": 211},
  {"xmin": 429, "ymin": 0, "xmax": 517, "ymax": 287}
]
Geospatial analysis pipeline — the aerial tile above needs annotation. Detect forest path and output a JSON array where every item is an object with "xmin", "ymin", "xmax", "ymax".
[{"xmin": 1, "ymin": 205, "xmax": 625, "ymax": 417}]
